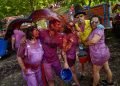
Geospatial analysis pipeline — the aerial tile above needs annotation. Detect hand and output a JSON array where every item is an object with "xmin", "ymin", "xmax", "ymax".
[
  {"xmin": 75, "ymin": 24, "xmax": 81, "ymax": 32},
  {"xmin": 70, "ymin": 38, "xmax": 74, "ymax": 42},
  {"xmin": 64, "ymin": 62, "xmax": 69, "ymax": 69}
]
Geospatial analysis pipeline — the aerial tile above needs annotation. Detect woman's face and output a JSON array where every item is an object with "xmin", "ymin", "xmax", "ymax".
[
  {"xmin": 91, "ymin": 17, "xmax": 100, "ymax": 29},
  {"xmin": 32, "ymin": 29, "xmax": 39, "ymax": 38}
]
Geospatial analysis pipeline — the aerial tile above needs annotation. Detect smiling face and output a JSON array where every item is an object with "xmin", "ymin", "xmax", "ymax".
[
  {"xmin": 32, "ymin": 28, "xmax": 39, "ymax": 38},
  {"xmin": 26, "ymin": 26, "xmax": 39, "ymax": 40},
  {"xmin": 50, "ymin": 20, "xmax": 63, "ymax": 32},
  {"xmin": 91, "ymin": 17, "xmax": 100, "ymax": 29},
  {"xmin": 75, "ymin": 14, "xmax": 85, "ymax": 23}
]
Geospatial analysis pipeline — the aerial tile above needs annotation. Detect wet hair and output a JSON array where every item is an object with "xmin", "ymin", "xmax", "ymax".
[
  {"xmin": 63, "ymin": 22, "xmax": 73, "ymax": 34},
  {"xmin": 49, "ymin": 19, "xmax": 60, "ymax": 28},
  {"xmin": 63, "ymin": 26, "xmax": 71, "ymax": 34},
  {"xmin": 90, "ymin": 15, "xmax": 102, "ymax": 24},
  {"xmin": 26, "ymin": 26, "xmax": 37, "ymax": 40}
]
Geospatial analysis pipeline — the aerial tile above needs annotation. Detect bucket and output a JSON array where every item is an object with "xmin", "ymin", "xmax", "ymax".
[
  {"xmin": 60, "ymin": 68, "xmax": 72, "ymax": 82},
  {"xmin": 0, "ymin": 38, "xmax": 7, "ymax": 57}
]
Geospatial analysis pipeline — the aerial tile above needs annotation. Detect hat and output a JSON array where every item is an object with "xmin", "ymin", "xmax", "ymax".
[
  {"xmin": 60, "ymin": 68, "xmax": 72, "ymax": 82},
  {"xmin": 74, "ymin": 11, "xmax": 86, "ymax": 17},
  {"xmin": 74, "ymin": 5, "xmax": 86, "ymax": 18}
]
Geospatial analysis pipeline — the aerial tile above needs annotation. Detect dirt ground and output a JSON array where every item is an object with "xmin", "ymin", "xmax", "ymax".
[{"xmin": 0, "ymin": 30, "xmax": 120, "ymax": 86}]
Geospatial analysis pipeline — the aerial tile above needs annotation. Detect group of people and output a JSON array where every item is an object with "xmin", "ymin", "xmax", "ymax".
[{"xmin": 11, "ymin": 6, "xmax": 114, "ymax": 86}]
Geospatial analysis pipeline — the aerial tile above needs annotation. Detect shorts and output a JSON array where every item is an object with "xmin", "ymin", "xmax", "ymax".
[
  {"xmin": 78, "ymin": 49, "xmax": 91, "ymax": 64},
  {"xmin": 43, "ymin": 60, "xmax": 62, "ymax": 81},
  {"xmin": 79, "ymin": 56, "xmax": 90, "ymax": 64}
]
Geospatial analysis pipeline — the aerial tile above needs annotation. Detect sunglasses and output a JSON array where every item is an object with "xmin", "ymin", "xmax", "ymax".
[
  {"xmin": 91, "ymin": 21, "xmax": 99, "ymax": 24},
  {"xmin": 76, "ymin": 14, "xmax": 84, "ymax": 18}
]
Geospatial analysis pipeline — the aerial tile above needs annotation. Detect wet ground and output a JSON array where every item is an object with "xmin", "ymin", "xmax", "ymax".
[{"xmin": 0, "ymin": 30, "xmax": 120, "ymax": 86}]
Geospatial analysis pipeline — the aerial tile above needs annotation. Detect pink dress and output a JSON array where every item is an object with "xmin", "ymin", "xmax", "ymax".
[{"xmin": 88, "ymin": 28, "xmax": 110, "ymax": 66}]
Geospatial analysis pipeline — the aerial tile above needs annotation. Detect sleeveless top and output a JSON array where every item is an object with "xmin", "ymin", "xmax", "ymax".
[{"xmin": 24, "ymin": 40, "xmax": 44, "ymax": 72}]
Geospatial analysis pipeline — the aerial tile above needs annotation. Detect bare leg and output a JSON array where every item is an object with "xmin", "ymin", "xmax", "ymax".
[
  {"xmin": 48, "ymin": 80, "xmax": 54, "ymax": 86},
  {"xmin": 71, "ymin": 66, "xmax": 80, "ymax": 86},
  {"xmin": 76, "ymin": 54, "xmax": 85, "ymax": 76},
  {"xmin": 92, "ymin": 65, "xmax": 102, "ymax": 86},
  {"xmin": 80, "ymin": 63, "xmax": 85, "ymax": 76},
  {"xmin": 103, "ymin": 61, "xmax": 112, "ymax": 83},
  {"xmin": 59, "ymin": 78, "xmax": 64, "ymax": 86}
]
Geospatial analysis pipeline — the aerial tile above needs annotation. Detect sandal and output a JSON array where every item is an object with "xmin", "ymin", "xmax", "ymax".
[
  {"xmin": 100, "ymin": 80, "xmax": 114, "ymax": 86},
  {"xmin": 72, "ymin": 82, "xmax": 77, "ymax": 86},
  {"xmin": 71, "ymin": 81, "xmax": 80, "ymax": 86},
  {"xmin": 78, "ymin": 73, "xmax": 85, "ymax": 80}
]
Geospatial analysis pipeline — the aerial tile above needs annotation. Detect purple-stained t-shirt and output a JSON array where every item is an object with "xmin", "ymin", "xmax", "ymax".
[
  {"xmin": 39, "ymin": 30, "xmax": 63, "ymax": 63},
  {"xmin": 12, "ymin": 29, "xmax": 25, "ymax": 49},
  {"xmin": 88, "ymin": 28, "xmax": 110, "ymax": 66},
  {"xmin": 17, "ymin": 39, "xmax": 44, "ymax": 73},
  {"xmin": 65, "ymin": 33, "xmax": 78, "ymax": 59},
  {"xmin": 80, "ymin": 25, "xmax": 85, "ymax": 32}
]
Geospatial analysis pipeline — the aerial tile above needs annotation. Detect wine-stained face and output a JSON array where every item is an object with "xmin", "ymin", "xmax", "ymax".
[
  {"xmin": 51, "ymin": 20, "xmax": 63, "ymax": 32},
  {"xmin": 91, "ymin": 17, "xmax": 100, "ymax": 29},
  {"xmin": 75, "ymin": 14, "xmax": 85, "ymax": 23},
  {"xmin": 32, "ymin": 28, "xmax": 39, "ymax": 38}
]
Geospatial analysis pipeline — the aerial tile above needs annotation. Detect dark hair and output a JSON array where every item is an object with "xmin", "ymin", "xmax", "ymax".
[
  {"xmin": 63, "ymin": 26, "xmax": 72, "ymax": 34},
  {"xmin": 63, "ymin": 22, "xmax": 74, "ymax": 34},
  {"xmin": 74, "ymin": 5, "xmax": 86, "ymax": 18},
  {"xmin": 90, "ymin": 15, "xmax": 102, "ymax": 24},
  {"xmin": 48, "ymin": 19, "xmax": 60, "ymax": 29},
  {"xmin": 26, "ymin": 26, "xmax": 37, "ymax": 40}
]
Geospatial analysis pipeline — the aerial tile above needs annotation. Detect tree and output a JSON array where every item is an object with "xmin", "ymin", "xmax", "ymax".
[{"xmin": 0, "ymin": 0, "xmax": 118, "ymax": 19}]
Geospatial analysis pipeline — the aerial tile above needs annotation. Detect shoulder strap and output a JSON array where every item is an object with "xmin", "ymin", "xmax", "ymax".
[{"xmin": 24, "ymin": 40, "xmax": 30, "ymax": 56}]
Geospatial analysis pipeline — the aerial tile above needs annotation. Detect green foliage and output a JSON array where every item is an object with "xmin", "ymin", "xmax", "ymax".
[
  {"xmin": 0, "ymin": 0, "xmax": 119, "ymax": 19},
  {"xmin": 0, "ymin": 0, "xmax": 31, "ymax": 18},
  {"xmin": 55, "ymin": 6, "xmax": 68, "ymax": 14},
  {"xmin": 36, "ymin": 19, "xmax": 47, "ymax": 28},
  {"xmin": 0, "ymin": 0, "xmax": 50, "ymax": 19}
]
